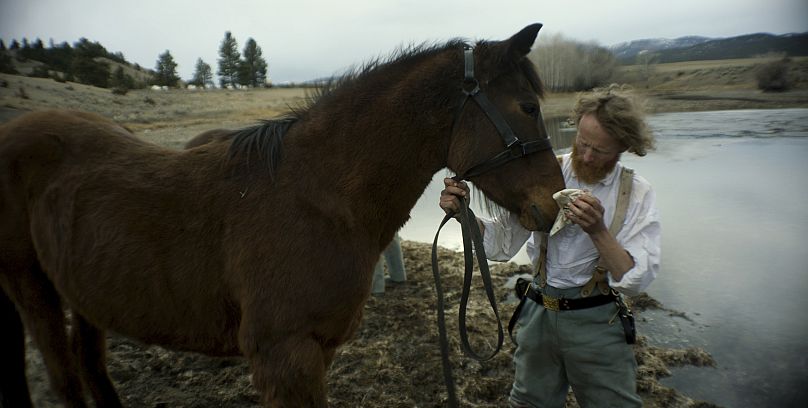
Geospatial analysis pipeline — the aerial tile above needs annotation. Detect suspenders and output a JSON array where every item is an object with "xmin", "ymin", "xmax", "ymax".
[{"xmin": 536, "ymin": 166, "xmax": 635, "ymax": 297}]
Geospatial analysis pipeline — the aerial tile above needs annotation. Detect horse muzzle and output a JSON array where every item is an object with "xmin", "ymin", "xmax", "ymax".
[{"xmin": 522, "ymin": 203, "xmax": 554, "ymax": 233}]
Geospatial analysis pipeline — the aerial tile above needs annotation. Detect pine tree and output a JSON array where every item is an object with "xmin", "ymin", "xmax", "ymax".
[
  {"xmin": 191, "ymin": 58, "xmax": 214, "ymax": 88},
  {"xmin": 111, "ymin": 66, "xmax": 126, "ymax": 88},
  {"xmin": 238, "ymin": 38, "xmax": 268, "ymax": 87},
  {"xmin": 154, "ymin": 50, "xmax": 179, "ymax": 87},
  {"xmin": 72, "ymin": 39, "xmax": 110, "ymax": 88},
  {"xmin": 217, "ymin": 32, "xmax": 240, "ymax": 88},
  {"xmin": 110, "ymin": 66, "xmax": 135, "ymax": 91},
  {"xmin": 22, "ymin": 38, "xmax": 46, "ymax": 62},
  {"xmin": 0, "ymin": 53, "xmax": 17, "ymax": 74},
  {"xmin": 48, "ymin": 41, "xmax": 74, "ymax": 75}
]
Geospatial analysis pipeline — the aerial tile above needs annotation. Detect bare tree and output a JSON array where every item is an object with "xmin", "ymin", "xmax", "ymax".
[
  {"xmin": 636, "ymin": 50, "xmax": 659, "ymax": 83},
  {"xmin": 530, "ymin": 33, "xmax": 618, "ymax": 92}
]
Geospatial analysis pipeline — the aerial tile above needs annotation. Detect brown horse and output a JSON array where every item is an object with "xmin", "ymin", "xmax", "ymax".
[{"xmin": 0, "ymin": 24, "xmax": 564, "ymax": 407}]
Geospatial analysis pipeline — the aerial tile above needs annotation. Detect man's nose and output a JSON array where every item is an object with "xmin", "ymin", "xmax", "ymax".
[{"xmin": 582, "ymin": 148, "xmax": 595, "ymax": 162}]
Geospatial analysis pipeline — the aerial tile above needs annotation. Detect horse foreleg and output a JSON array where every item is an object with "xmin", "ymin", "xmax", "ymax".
[
  {"xmin": 0, "ymin": 287, "xmax": 32, "ymax": 408},
  {"xmin": 70, "ymin": 313, "xmax": 122, "ymax": 408},
  {"xmin": 3, "ymin": 262, "xmax": 88, "ymax": 408},
  {"xmin": 244, "ymin": 334, "xmax": 329, "ymax": 408}
]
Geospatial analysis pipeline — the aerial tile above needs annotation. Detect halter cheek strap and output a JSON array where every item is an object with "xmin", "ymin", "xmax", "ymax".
[{"xmin": 452, "ymin": 45, "xmax": 553, "ymax": 181}]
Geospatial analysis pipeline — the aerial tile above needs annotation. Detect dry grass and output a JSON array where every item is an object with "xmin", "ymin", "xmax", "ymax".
[
  {"xmin": 615, "ymin": 56, "xmax": 808, "ymax": 92},
  {"xmin": 3, "ymin": 55, "xmax": 808, "ymax": 149},
  {"xmin": 0, "ymin": 73, "xmax": 310, "ymax": 148}
]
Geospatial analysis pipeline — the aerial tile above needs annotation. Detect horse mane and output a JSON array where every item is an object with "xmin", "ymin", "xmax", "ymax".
[
  {"xmin": 226, "ymin": 40, "xmax": 468, "ymax": 178},
  {"xmin": 226, "ymin": 116, "xmax": 298, "ymax": 180},
  {"xmin": 225, "ymin": 37, "xmax": 544, "ymax": 180}
]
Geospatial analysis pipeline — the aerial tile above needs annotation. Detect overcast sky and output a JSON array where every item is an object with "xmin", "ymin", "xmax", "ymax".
[{"xmin": 2, "ymin": 0, "xmax": 806, "ymax": 83}]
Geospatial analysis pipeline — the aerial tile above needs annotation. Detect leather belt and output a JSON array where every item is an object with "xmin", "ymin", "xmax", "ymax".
[{"xmin": 523, "ymin": 285, "xmax": 615, "ymax": 312}]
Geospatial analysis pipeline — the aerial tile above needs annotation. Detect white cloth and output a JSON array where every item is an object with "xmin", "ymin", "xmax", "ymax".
[
  {"xmin": 549, "ymin": 188, "xmax": 587, "ymax": 237},
  {"xmin": 480, "ymin": 153, "xmax": 661, "ymax": 296}
]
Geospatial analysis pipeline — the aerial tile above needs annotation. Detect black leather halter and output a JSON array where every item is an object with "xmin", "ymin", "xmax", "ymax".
[
  {"xmin": 430, "ymin": 44, "xmax": 555, "ymax": 408},
  {"xmin": 452, "ymin": 44, "xmax": 553, "ymax": 182}
]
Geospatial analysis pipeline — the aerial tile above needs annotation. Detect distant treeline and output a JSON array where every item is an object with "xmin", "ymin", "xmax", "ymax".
[
  {"xmin": 0, "ymin": 37, "xmax": 150, "ymax": 89},
  {"xmin": 530, "ymin": 33, "xmax": 618, "ymax": 92},
  {"xmin": 2, "ymin": 31, "xmax": 804, "ymax": 93},
  {"xmin": 0, "ymin": 32, "xmax": 270, "ymax": 92}
]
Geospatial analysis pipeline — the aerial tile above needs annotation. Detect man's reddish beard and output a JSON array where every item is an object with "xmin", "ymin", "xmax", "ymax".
[{"xmin": 571, "ymin": 142, "xmax": 620, "ymax": 184}]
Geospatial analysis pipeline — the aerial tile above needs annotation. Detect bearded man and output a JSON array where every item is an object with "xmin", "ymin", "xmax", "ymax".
[{"xmin": 440, "ymin": 85, "xmax": 660, "ymax": 407}]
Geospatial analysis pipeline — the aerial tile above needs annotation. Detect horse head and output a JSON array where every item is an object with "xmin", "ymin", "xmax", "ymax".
[{"xmin": 446, "ymin": 24, "xmax": 565, "ymax": 231}]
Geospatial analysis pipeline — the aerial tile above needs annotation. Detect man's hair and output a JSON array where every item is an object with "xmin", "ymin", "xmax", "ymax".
[{"xmin": 572, "ymin": 84, "xmax": 655, "ymax": 156}]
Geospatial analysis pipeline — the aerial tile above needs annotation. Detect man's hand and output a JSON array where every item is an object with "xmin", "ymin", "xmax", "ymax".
[
  {"xmin": 440, "ymin": 178, "xmax": 469, "ymax": 217},
  {"xmin": 566, "ymin": 193, "xmax": 607, "ymax": 235}
]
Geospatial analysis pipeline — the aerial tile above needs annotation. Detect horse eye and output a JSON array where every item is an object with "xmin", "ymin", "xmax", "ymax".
[{"xmin": 520, "ymin": 103, "xmax": 539, "ymax": 118}]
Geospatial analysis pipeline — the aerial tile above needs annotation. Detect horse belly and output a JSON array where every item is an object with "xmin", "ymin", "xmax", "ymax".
[
  {"xmin": 31, "ymin": 191, "xmax": 242, "ymax": 355},
  {"xmin": 65, "ymin": 270, "xmax": 242, "ymax": 355}
]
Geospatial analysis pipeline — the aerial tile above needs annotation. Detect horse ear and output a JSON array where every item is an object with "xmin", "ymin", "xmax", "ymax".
[{"xmin": 507, "ymin": 23, "xmax": 543, "ymax": 58}]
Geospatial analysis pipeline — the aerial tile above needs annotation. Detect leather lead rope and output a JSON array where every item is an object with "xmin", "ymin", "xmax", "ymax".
[
  {"xmin": 431, "ymin": 178, "xmax": 505, "ymax": 408},
  {"xmin": 429, "ymin": 42, "xmax": 551, "ymax": 407}
]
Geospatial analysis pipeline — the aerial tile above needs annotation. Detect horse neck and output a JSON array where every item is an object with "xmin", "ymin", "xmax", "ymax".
[{"xmin": 291, "ymin": 53, "xmax": 458, "ymax": 240}]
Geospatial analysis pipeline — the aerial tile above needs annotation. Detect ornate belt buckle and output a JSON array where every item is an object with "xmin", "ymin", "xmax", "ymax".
[{"xmin": 542, "ymin": 295, "xmax": 560, "ymax": 311}]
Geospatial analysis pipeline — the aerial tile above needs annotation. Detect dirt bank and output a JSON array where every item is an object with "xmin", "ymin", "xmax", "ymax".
[{"xmin": 23, "ymin": 241, "xmax": 717, "ymax": 407}]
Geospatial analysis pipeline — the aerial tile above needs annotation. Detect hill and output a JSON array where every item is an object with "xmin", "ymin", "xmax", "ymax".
[
  {"xmin": 611, "ymin": 36, "xmax": 712, "ymax": 61},
  {"xmin": 613, "ymin": 32, "xmax": 808, "ymax": 64},
  {"xmin": 657, "ymin": 32, "xmax": 808, "ymax": 63},
  {"xmin": 0, "ymin": 38, "xmax": 154, "ymax": 89}
]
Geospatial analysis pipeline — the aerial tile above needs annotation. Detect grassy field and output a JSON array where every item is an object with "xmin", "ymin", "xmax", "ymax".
[
  {"xmin": 2, "ymin": 55, "xmax": 808, "ymax": 148},
  {"xmin": 615, "ymin": 56, "xmax": 808, "ymax": 89}
]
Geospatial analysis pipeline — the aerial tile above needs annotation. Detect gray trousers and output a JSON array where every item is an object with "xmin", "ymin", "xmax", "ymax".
[
  {"xmin": 509, "ymin": 285, "xmax": 641, "ymax": 408},
  {"xmin": 371, "ymin": 234, "xmax": 406, "ymax": 294}
]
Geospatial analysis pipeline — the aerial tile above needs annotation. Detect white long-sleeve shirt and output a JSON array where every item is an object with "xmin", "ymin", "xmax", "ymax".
[{"xmin": 480, "ymin": 153, "xmax": 661, "ymax": 296}]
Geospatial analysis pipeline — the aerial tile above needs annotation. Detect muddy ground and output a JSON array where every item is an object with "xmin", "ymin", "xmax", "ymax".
[{"xmin": 23, "ymin": 242, "xmax": 718, "ymax": 408}]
